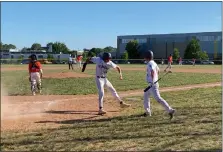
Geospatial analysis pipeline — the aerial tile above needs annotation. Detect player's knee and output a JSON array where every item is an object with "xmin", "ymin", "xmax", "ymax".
[{"xmin": 154, "ymin": 96, "xmax": 163, "ymax": 103}]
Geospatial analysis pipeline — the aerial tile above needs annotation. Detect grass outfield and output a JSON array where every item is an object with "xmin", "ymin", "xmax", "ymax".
[
  {"xmin": 1, "ymin": 87, "xmax": 221, "ymax": 151},
  {"xmin": 1, "ymin": 69, "xmax": 221, "ymax": 95},
  {"xmin": 1, "ymin": 63, "xmax": 222, "ymax": 69}
]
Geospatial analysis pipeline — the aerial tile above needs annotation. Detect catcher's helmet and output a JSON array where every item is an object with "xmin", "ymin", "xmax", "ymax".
[
  {"xmin": 102, "ymin": 52, "xmax": 112, "ymax": 60},
  {"xmin": 30, "ymin": 54, "xmax": 37, "ymax": 61},
  {"xmin": 144, "ymin": 50, "xmax": 153, "ymax": 59}
]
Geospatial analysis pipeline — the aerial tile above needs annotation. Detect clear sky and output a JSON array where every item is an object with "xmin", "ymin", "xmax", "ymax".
[{"xmin": 1, "ymin": 1, "xmax": 222, "ymax": 50}]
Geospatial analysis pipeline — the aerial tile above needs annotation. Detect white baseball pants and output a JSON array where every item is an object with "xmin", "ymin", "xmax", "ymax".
[
  {"xmin": 165, "ymin": 62, "xmax": 172, "ymax": 70},
  {"xmin": 144, "ymin": 83, "xmax": 173, "ymax": 113},
  {"xmin": 77, "ymin": 61, "xmax": 82, "ymax": 68},
  {"xmin": 95, "ymin": 77, "xmax": 122, "ymax": 109},
  {"xmin": 30, "ymin": 72, "xmax": 41, "ymax": 92}
]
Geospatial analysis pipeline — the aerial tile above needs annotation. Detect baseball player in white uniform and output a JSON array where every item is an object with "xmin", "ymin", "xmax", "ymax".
[
  {"xmin": 68, "ymin": 55, "xmax": 74, "ymax": 70},
  {"xmin": 143, "ymin": 50, "xmax": 175, "ymax": 119},
  {"xmin": 83, "ymin": 52, "xmax": 131, "ymax": 115}
]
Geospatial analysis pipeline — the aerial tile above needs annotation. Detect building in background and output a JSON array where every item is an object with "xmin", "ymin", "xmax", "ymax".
[
  {"xmin": 117, "ymin": 31, "xmax": 222, "ymax": 59},
  {"xmin": 0, "ymin": 44, "xmax": 72, "ymax": 63}
]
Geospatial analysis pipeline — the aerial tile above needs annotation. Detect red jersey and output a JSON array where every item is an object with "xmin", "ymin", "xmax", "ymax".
[
  {"xmin": 77, "ymin": 55, "xmax": 83, "ymax": 61},
  {"xmin": 179, "ymin": 57, "xmax": 182, "ymax": 61},
  {"xmin": 168, "ymin": 56, "xmax": 172, "ymax": 62},
  {"xmin": 29, "ymin": 61, "xmax": 42, "ymax": 73},
  {"xmin": 192, "ymin": 58, "xmax": 196, "ymax": 62}
]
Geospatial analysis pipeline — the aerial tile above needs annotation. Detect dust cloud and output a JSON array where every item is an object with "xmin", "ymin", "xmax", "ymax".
[{"xmin": 1, "ymin": 84, "xmax": 54, "ymax": 120}]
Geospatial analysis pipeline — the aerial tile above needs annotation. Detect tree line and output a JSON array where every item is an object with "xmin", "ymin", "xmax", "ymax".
[
  {"xmin": 0, "ymin": 42, "xmax": 116, "ymax": 56},
  {"xmin": 1, "ymin": 38, "xmax": 210, "ymax": 60},
  {"xmin": 124, "ymin": 38, "xmax": 209, "ymax": 60}
]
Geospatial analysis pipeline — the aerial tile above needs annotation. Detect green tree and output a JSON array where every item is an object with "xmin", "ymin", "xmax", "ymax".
[
  {"xmin": 121, "ymin": 51, "xmax": 129, "ymax": 62},
  {"xmin": 47, "ymin": 54, "xmax": 54, "ymax": 62},
  {"xmin": 184, "ymin": 38, "xmax": 201, "ymax": 59},
  {"xmin": 88, "ymin": 51, "xmax": 96, "ymax": 57},
  {"xmin": 199, "ymin": 51, "xmax": 209, "ymax": 60},
  {"xmin": 7, "ymin": 44, "xmax": 16, "ymax": 49},
  {"xmin": 90, "ymin": 48, "xmax": 103, "ymax": 56},
  {"xmin": 103, "ymin": 46, "xmax": 116, "ymax": 52},
  {"xmin": 17, "ymin": 55, "xmax": 24, "ymax": 63},
  {"xmin": 31, "ymin": 43, "xmax": 41, "ymax": 50},
  {"xmin": 125, "ymin": 40, "xmax": 140, "ymax": 59},
  {"xmin": 173, "ymin": 48, "xmax": 180, "ymax": 60},
  {"xmin": 47, "ymin": 42, "xmax": 53, "ymax": 47},
  {"xmin": 0, "ymin": 43, "xmax": 16, "ymax": 50},
  {"xmin": 21, "ymin": 47, "xmax": 28, "ymax": 52},
  {"xmin": 47, "ymin": 42, "xmax": 70, "ymax": 54}
]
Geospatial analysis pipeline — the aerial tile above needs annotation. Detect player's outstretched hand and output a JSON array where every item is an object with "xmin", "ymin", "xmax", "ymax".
[{"xmin": 120, "ymin": 75, "xmax": 123, "ymax": 80}]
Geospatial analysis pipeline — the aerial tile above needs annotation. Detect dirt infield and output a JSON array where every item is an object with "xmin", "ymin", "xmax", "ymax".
[
  {"xmin": 43, "ymin": 71, "xmax": 93, "ymax": 78},
  {"xmin": 1, "ymin": 65, "xmax": 221, "ymax": 132},
  {"xmin": 1, "ymin": 82, "xmax": 221, "ymax": 132}
]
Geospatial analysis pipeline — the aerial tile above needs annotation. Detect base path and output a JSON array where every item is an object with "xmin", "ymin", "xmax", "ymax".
[{"xmin": 1, "ymin": 82, "xmax": 221, "ymax": 132}]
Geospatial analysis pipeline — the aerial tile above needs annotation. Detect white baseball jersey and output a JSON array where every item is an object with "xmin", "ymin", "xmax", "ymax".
[
  {"xmin": 91, "ymin": 57, "xmax": 117, "ymax": 77},
  {"xmin": 68, "ymin": 57, "xmax": 72, "ymax": 62},
  {"xmin": 146, "ymin": 60, "xmax": 160, "ymax": 83}
]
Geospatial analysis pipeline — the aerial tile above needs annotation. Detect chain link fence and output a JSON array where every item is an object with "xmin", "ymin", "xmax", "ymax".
[{"xmin": 0, "ymin": 58, "xmax": 222, "ymax": 65}]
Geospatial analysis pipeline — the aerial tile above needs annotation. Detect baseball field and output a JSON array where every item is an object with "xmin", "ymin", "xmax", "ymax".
[{"xmin": 1, "ymin": 63, "xmax": 222, "ymax": 151}]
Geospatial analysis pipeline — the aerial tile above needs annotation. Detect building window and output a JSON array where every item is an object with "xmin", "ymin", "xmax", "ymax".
[
  {"xmin": 196, "ymin": 36, "xmax": 218, "ymax": 42},
  {"xmin": 122, "ymin": 38, "xmax": 147, "ymax": 44},
  {"xmin": 137, "ymin": 39, "xmax": 147, "ymax": 43},
  {"xmin": 216, "ymin": 36, "xmax": 222, "ymax": 41},
  {"xmin": 122, "ymin": 39, "xmax": 133, "ymax": 44},
  {"xmin": 38, "ymin": 55, "xmax": 43, "ymax": 59}
]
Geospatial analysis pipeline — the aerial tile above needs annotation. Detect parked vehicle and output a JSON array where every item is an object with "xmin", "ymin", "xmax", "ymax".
[
  {"xmin": 182, "ymin": 60, "xmax": 194, "ymax": 65},
  {"xmin": 201, "ymin": 60, "xmax": 214, "ymax": 65},
  {"xmin": 39, "ymin": 59, "xmax": 52, "ymax": 64},
  {"xmin": 20, "ymin": 59, "xmax": 30, "ymax": 64}
]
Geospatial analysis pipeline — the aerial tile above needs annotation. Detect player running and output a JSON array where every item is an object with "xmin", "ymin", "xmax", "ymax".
[
  {"xmin": 143, "ymin": 50, "xmax": 175, "ymax": 119},
  {"xmin": 83, "ymin": 52, "xmax": 131, "ymax": 115},
  {"xmin": 164, "ymin": 54, "xmax": 173, "ymax": 72}
]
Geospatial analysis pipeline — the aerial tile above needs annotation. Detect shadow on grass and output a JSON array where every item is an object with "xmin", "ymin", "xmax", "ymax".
[
  {"xmin": 35, "ymin": 113, "xmax": 184, "ymax": 126},
  {"xmin": 2, "ymin": 130, "xmax": 221, "ymax": 148},
  {"xmin": 44, "ymin": 110, "xmax": 119, "ymax": 115}
]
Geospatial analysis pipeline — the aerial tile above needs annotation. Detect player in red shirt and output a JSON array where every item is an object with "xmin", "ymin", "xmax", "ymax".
[
  {"xmin": 178, "ymin": 57, "xmax": 182, "ymax": 65},
  {"xmin": 76, "ymin": 55, "xmax": 83, "ymax": 69},
  {"xmin": 164, "ymin": 54, "xmax": 173, "ymax": 72},
  {"xmin": 28, "ymin": 54, "xmax": 43, "ymax": 96}
]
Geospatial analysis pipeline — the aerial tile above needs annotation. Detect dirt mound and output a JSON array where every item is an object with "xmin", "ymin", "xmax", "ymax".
[{"xmin": 43, "ymin": 72, "xmax": 93, "ymax": 78}]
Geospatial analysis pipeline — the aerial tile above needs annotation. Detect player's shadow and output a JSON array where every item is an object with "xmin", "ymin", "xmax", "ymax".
[{"xmin": 44, "ymin": 110, "xmax": 119, "ymax": 116}]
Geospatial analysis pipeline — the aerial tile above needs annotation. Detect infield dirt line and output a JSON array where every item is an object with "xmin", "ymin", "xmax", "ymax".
[{"xmin": 8, "ymin": 82, "xmax": 221, "ymax": 105}]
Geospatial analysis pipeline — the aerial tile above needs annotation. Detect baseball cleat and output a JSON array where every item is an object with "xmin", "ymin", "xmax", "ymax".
[
  {"xmin": 98, "ymin": 109, "xmax": 107, "ymax": 115},
  {"xmin": 120, "ymin": 102, "xmax": 131, "ymax": 108},
  {"xmin": 169, "ymin": 109, "xmax": 176, "ymax": 120},
  {"xmin": 142, "ymin": 112, "xmax": 151, "ymax": 117},
  {"xmin": 32, "ymin": 92, "xmax": 36, "ymax": 96}
]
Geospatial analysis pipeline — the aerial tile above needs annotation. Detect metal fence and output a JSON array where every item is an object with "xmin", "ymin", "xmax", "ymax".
[{"xmin": 0, "ymin": 58, "xmax": 222, "ymax": 65}]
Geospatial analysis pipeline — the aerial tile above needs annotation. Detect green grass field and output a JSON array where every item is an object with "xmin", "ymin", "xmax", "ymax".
[
  {"xmin": 1, "ymin": 87, "xmax": 221, "ymax": 151},
  {"xmin": 1, "ymin": 68, "xmax": 221, "ymax": 95}
]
